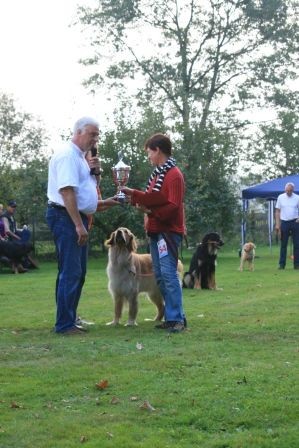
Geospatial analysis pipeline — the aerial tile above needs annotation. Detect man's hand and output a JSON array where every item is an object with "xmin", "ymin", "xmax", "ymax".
[
  {"xmin": 76, "ymin": 223, "xmax": 88, "ymax": 246},
  {"xmin": 275, "ymin": 226, "xmax": 281, "ymax": 239},
  {"xmin": 60, "ymin": 187, "xmax": 88, "ymax": 245},
  {"xmin": 105, "ymin": 197, "xmax": 120, "ymax": 206},
  {"xmin": 88, "ymin": 156, "xmax": 102, "ymax": 175}
]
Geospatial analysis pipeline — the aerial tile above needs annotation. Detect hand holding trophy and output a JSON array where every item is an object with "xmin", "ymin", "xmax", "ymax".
[{"xmin": 112, "ymin": 151, "xmax": 131, "ymax": 203}]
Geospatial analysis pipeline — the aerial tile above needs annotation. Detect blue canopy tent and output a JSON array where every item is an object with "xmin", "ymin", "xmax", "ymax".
[{"xmin": 241, "ymin": 174, "xmax": 299, "ymax": 250}]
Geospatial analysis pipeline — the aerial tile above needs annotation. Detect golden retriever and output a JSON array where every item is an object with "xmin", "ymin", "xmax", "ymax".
[
  {"xmin": 239, "ymin": 242, "xmax": 256, "ymax": 271},
  {"xmin": 105, "ymin": 227, "xmax": 183, "ymax": 326}
]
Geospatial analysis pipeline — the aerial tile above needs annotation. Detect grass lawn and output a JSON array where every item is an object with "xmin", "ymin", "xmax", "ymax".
[{"xmin": 0, "ymin": 245, "xmax": 298, "ymax": 448}]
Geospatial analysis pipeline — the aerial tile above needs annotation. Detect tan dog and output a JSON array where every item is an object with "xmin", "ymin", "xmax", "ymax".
[
  {"xmin": 239, "ymin": 242, "xmax": 256, "ymax": 271},
  {"xmin": 105, "ymin": 227, "xmax": 183, "ymax": 326}
]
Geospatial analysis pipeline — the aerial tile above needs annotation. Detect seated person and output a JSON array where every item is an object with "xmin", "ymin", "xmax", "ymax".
[
  {"xmin": 0, "ymin": 215, "xmax": 6, "ymax": 239},
  {"xmin": 1, "ymin": 200, "xmax": 37, "ymax": 269},
  {"xmin": 1, "ymin": 200, "xmax": 31, "ymax": 242}
]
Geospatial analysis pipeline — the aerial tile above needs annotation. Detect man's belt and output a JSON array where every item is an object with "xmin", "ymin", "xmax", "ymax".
[
  {"xmin": 48, "ymin": 201, "xmax": 66, "ymax": 210},
  {"xmin": 48, "ymin": 201, "xmax": 87, "ymax": 218}
]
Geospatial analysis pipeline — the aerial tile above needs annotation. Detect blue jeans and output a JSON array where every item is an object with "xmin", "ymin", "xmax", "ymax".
[
  {"xmin": 16, "ymin": 228, "xmax": 31, "ymax": 243},
  {"xmin": 279, "ymin": 220, "xmax": 299, "ymax": 267},
  {"xmin": 46, "ymin": 207, "xmax": 88, "ymax": 333},
  {"xmin": 149, "ymin": 232, "xmax": 185, "ymax": 323}
]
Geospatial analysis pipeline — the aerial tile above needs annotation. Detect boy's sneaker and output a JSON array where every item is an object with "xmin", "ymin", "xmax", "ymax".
[{"xmin": 76, "ymin": 316, "xmax": 95, "ymax": 326}]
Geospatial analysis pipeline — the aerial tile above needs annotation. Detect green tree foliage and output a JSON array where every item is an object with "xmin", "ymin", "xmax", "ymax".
[
  {"xmin": 245, "ymin": 89, "xmax": 299, "ymax": 177},
  {"xmin": 183, "ymin": 125, "xmax": 241, "ymax": 241},
  {"xmin": 77, "ymin": 0, "xmax": 297, "ymax": 238},
  {"xmin": 251, "ymin": 110, "xmax": 299, "ymax": 177},
  {"xmin": 0, "ymin": 92, "xmax": 49, "ymax": 225},
  {"xmin": 77, "ymin": 0, "xmax": 297, "ymax": 135}
]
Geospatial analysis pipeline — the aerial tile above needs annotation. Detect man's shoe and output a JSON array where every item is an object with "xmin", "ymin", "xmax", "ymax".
[
  {"xmin": 278, "ymin": 266, "xmax": 285, "ymax": 270},
  {"xmin": 61, "ymin": 326, "xmax": 86, "ymax": 335},
  {"xmin": 294, "ymin": 266, "xmax": 299, "ymax": 270},
  {"xmin": 167, "ymin": 322, "xmax": 185, "ymax": 333},
  {"xmin": 155, "ymin": 321, "xmax": 173, "ymax": 330}
]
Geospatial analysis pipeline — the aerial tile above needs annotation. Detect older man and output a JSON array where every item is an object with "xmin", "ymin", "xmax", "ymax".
[
  {"xmin": 275, "ymin": 182, "xmax": 299, "ymax": 269},
  {"xmin": 46, "ymin": 116, "xmax": 118, "ymax": 335}
]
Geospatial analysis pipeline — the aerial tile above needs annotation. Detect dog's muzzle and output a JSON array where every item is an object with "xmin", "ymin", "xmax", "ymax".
[{"xmin": 116, "ymin": 233, "xmax": 125, "ymax": 243}]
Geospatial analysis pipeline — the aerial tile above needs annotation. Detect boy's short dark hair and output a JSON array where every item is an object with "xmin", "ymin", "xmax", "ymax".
[{"xmin": 144, "ymin": 133, "xmax": 172, "ymax": 156}]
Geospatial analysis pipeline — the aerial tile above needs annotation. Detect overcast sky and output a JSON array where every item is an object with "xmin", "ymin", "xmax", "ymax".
[{"xmin": 0, "ymin": 0, "xmax": 111, "ymax": 147}]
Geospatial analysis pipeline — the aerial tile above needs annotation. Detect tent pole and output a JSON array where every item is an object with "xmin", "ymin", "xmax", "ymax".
[
  {"xmin": 241, "ymin": 199, "xmax": 248, "ymax": 247},
  {"xmin": 268, "ymin": 200, "xmax": 274, "ymax": 253}
]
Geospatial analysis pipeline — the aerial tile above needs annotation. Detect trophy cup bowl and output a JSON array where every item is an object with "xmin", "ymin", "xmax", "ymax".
[{"xmin": 112, "ymin": 152, "xmax": 131, "ymax": 203}]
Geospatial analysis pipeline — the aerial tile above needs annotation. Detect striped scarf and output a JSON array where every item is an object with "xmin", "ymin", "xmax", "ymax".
[{"xmin": 146, "ymin": 157, "xmax": 176, "ymax": 192}]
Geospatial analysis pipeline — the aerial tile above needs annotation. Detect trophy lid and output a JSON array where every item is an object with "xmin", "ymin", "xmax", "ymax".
[
  {"xmin": 112, "ymin": 151, "xmax": 131, "ymax": 171},
  {"xmin": 113, "ymin": 159, "xmax": 131, "ymax": 171}
]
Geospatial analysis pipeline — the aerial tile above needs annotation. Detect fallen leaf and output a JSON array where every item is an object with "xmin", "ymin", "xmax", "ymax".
[
  {"xmin": 139, "ymin": 400, "xmax": 155, "ymax": 411},
  {"xmin": 106, "ymin": 432, "xmax": 114, "ymax": 438},
  {"xmin": 130, "ymin": 396, "xmax": 138, "ymax": 401},
  {"xmin": 237, "ymin": 376, "xmax": 247, "ymax": 384},
  {"xmin": 80, "ymin": 435, "xmax": 87, "ymax": 443},
  {"xmin": 10, "ymin": 401, "xmax": 22, "ymax": 409},
  {"xmin": 95, "ymin": 379, "xmax": 109, "ymax": 390},
  {"xmin": 110, "ymin": 396, "xmax": 120, "ymax": 405},
  {"xmin": 136, "ymin": 342, "xmax": 144, "ymax": 350}
]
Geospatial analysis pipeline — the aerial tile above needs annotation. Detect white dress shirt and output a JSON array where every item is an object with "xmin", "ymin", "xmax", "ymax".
[{"xmin": 47, "ymin": 142, "xmax": 98, "ymax": 215}]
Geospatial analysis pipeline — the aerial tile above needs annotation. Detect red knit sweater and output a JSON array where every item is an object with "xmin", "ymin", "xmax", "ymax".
[{"xmin": 131, "ymin": 166, "xmax": 186, "ymax": 234}]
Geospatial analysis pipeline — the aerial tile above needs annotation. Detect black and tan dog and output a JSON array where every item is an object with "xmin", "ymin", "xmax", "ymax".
[
  {"xmin": 0, "ymin": 240, "xmax": 34, "ymax": 273},
  {"xmin": 183, "ymin": 232, "xmax": 224, "ymax": 289}
]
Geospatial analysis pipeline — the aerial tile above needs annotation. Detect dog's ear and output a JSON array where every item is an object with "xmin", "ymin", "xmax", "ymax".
[
  {"xmin": 105, "ymin": 231, "xmax": 115, "ymax": 247},
  {"xmin": 127, "ymin": 231, "xmax": 138, "ymax": 252},
  {"xmin": 202, "ymin": 234, "xmax": 209, "ymax": 244}
]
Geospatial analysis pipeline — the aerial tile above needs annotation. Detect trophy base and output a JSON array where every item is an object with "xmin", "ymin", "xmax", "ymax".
[{"xmin": 116, "ymin": 192, "xmax": 127, "ymax": 204}]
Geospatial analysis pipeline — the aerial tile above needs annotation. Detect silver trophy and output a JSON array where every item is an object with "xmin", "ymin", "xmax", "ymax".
[{"xmin": 112, "ymin": 151, "xmax": 131, "ymax": 202}]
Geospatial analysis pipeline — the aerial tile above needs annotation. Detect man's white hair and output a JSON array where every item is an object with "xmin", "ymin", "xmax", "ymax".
[
  {"xmin": 285, "ymin": 182, "xmax": 295, "ymax": 189},
  {"xmin": 73, "ymin": 116, "xmax": 99, "ymax": 133}
]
